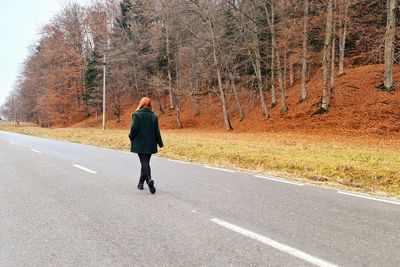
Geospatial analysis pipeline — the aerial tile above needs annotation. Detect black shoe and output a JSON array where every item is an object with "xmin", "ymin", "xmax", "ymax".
[
  {"xmin": 146, "ymin": 177, "xmax": 156, "ymax": 194},
  {"xmin": 137, "ymin": 177, "xmax": 145, "ymax": 190}
]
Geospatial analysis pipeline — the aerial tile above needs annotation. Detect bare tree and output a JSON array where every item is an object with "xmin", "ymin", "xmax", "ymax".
[
  {"xmin": 186, "ymin": 47, "xmax": 203, "ymax": 117},
  {"xmin": 338, "ymin": 0, "xmax": 350, "ymax": 76},
  {"xmin": 187, "ymin": 0, "xmax": 233, "ymax": 130},
  {"xmin": 249, "ymin": 4, "xmax": 269, "ymax": 119},
  {"xmin": 209, "ymin": 17, "xmax": 233, "ymax": 130},
  {"xmin": 383, "ymin": 0, "xmax": 396, "ymax": 91},
  {"xmin": 320, "ymin": 0, "xmax": 334, "ymax": 112},
  {"xmin": 229, "ymin": 70, "xmax": 245, "ymax": 121},
  {"xmin": 231, "ymin": 1, "xmax": 269, "ymax": 119},
  {"xmin": 331, "ymin": 19, "xmax": 336, "ymax": 92},
  {"xmin": 300, "ymin": 0, "xmax": 309, "ymax": 102},
  {"xmin": 160, "ymin": 0, "xmax": 175, "ymax": 110},
  {"xmin": 289, "ymin": 56, "xmax": 294, "ymax": 87},
  {"xmin": 263, "ymin": 0, "xmax": 287, "ymax": 114},
  {"xmin": 174, "ymin": 47, "xmax": 183, "ymax": 128},
  {"xmin": 270, "ymin": 1, "xmax": 277, "ymax": 107}
]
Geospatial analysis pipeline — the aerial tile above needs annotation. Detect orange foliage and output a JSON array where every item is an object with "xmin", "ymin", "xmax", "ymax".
[
  {"xmin": 74, "ymin": 64, "xmax": 400, "ymax": 143},
  {"xmin": 38, "ymin": 26, "xmax": 85, "ymax": 126}
]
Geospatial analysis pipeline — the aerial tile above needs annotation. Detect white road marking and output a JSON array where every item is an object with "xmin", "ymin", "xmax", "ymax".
[
  {"xmin": 31, "ymin": 149, "xmax": 42, "ymax": 154},
  {"xmin": 210, "ymin": 218, "xmax": 338, "ymax": 267},
  {"xmin": 9, "ymin": 141, "xmax": 15, "ymax": 145},
  {"xmin": 73, "ymin": 164, "xmax": 97, "ymax": 174},
  {"xmin": 337, "ymin": 191, "xmax": 400, "ymax": 206},
  {"xmin": 255, "ymin": 175, "xmax": 304, "ymax": 186},
  {"xmin": 191, "ymin": 210, "xmax": 197, "ymax": 213},
  {"xmin": 169, "ymin": 159, "xmax": 190, "ymax": 164},
  {"xmin": 205, "ymin": 165, "xmax": 236, "ymax": 173}
]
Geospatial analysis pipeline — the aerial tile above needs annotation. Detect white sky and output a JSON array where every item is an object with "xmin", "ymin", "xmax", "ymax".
[{"xmin": 0, "ymin": 0, "xmax": 63, "ymax": 107}]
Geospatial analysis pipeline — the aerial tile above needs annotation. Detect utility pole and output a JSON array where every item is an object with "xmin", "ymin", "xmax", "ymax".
[
  {"xmin": 102, "ymin": 54, "xmax": 106, "ymax": 131},
  {"xmin": 16, "ymin": 104, "xmax": 19, "ymax": 126},
  {"xmin": 13, "ymin": 96, "xmax": 16, "ymax": 127},
  {"xmin": 12, "ymin": 96, "xmax": 17, "ymax": 127}
]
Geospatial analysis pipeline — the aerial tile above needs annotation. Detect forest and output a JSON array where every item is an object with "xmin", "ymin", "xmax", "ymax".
[{"xmin": 1, "ymin": 0, "xmax": 399, "ymax": 133}]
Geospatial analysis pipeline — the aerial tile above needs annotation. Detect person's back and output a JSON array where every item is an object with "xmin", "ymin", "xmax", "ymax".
[
  {"xmin": 129, "ymin": 97, "xmax": 163, "ymax": 194},
  {"xmin": 130, "ymin": 108, "xmax": 162, "ymax": 155}
]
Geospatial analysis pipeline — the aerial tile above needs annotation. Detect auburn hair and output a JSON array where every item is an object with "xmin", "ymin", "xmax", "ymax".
[{"xmin": 136, "ymin": 97, "xmax": 152, "ymax": 111}]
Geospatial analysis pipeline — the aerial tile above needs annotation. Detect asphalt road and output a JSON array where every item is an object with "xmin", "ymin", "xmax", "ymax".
[{"xmin": 1, "ymin": 130, "xmax": 400, "ymax": 267}]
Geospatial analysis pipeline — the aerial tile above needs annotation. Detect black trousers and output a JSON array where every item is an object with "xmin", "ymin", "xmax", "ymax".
[{"xmin": 138, "ymin": 153, "xmax": 152, "ymax": 179}]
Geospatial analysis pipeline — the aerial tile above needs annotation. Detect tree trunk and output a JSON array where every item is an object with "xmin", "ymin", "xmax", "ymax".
[
  {"xmin": 154, "ymin": 92, "xmax": 164, "ymax": 115},
  {"xmin": 209, "ymin": 18, "xmax": 233, "ymax": 130},
  {"xmin": 257, "ymin": 75, "xmax": 268, "ymax": 118},
  {"xmin": 284, "ymin": 45, "xmax": 287, "ymax": 91},
  {"xmin": 174, "ymin": 43, "xmax": 183, "ymax": 128},
  {"xmin": 277, "ymin": 49, "xmax": 287, "ymax": 114},
  {"xmin": 270, "ymin": 2, "xmax": 277, "ymax": 107},
  {"xmin": 133, "ymin": 67, "xmax": 139, "ymax": 94},
  {"xmin": 243, "ymin": 7, "xmax": 274, "ymax": 119},
  {"xmin": 241, "ymin": 15, "xmax": 269, "ymax": 118},
  {"xmin": 289, "ymin": 57, "xmax": 294, "ymax": 87},
  {"xmin": 265, "ymin": 1, "xmax": 287, "ymax": 114},
  {"xmin": 383, "ymin": 0, "xmax": 396, "ymax": 91},
  {"xmin": 321, "ymin": 0, "xmax": 334, "ymax": 112},
  {"xmin": 252, "ymin": 29, "xmax": 269, "ymax": 119},
  {"xmin": 194, "ymin": 75, "xmax": 201, "ymax": 117},
  {"xmin": 331, "ymin": 21, "xmax": 336, "ymax": 93},
  {"xmin": 300, "ymin": 0, "xmax": 309, "ymax": 102},
  {"xmin": 249, "ymin": 49, "xmax": 269, "ymax": 119},
  {"xmin": 165, "ymin": 23, "xmax": 175, "ymax": 110},
  {"xmin": 163, "ymin": 90, "xmax": 167, "ymax": 112},
  {"xmin": 338, "ymin": 0, "xmax": 349, "ymax": 76},
  {"xmin": 229, "ymin": 71, "xmax": 244, "ymax": 121},
  {"xmin": 176, "ymin": 104, "xmax": 183, "ymax": 129}
]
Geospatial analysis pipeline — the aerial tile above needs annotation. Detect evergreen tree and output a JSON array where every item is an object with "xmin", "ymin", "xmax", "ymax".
[{"xmin": 84, "ymin": 50, "xmax": 102, "ymax": 115}]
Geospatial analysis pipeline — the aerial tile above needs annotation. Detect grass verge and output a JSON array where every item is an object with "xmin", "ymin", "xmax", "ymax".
[{"xmin": 1, "ymin": 123, "xmax": 399, "ymax": 198}]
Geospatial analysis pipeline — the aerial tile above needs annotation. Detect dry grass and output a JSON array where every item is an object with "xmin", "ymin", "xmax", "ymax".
[{"xmin": 1, "ymin": 124, "xmax": 399, "ymax": 197}]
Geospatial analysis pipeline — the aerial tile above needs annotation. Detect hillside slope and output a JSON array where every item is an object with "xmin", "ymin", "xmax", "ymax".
[{"xmin": 74, "ymin": 64, "xmax": 400, "ymax": 137}]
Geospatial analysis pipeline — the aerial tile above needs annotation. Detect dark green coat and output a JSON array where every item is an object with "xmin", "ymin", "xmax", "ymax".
[{"xmin": 129, "ymin": 108, "xmax": 164, "ymax": 154}]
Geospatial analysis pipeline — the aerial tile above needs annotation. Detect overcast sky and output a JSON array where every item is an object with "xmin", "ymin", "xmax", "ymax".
[{"xmin": 0, "ymin": 0, "xmax": 63, "ymax": 107}]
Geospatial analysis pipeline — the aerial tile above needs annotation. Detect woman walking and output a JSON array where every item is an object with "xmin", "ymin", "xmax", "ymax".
[{"xmin": 129, "ymin": 97, "xmax": 163, "ymax": 194}]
